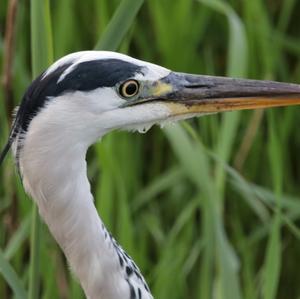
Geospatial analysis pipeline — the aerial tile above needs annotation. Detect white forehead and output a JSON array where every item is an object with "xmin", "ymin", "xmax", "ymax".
[{"xmin": 44, "ymin": 51, "xmax": 171, "ymax": 82}]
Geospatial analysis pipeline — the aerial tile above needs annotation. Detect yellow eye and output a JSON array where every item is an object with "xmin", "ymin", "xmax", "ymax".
[{"xmin": 119, "ymin": 80, "xmax": 140, "ymax": 98}]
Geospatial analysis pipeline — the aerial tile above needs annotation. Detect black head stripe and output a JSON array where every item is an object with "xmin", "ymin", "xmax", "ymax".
[
  {"xmin": 60, "ymin": 59, "xmax": 143, "ymax": 91},
  {"xmin": 13, "ymin": 59, "xmax": 143, "ymax": 134}
]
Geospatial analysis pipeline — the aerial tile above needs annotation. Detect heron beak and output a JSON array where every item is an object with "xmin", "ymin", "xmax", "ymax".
[{"xmin": 144, "ymin": 72, "xmax": 300, "ymax": 115}]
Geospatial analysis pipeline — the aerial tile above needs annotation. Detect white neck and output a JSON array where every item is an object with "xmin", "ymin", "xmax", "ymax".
[{"xmin": 17, "ymin": 121, "xmax": 152, "ymax": 299}]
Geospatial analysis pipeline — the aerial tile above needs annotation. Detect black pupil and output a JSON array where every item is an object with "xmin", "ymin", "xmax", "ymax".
[{"xmin": 125, "ymin": 82, "xmax": 137, "ymax": 96}]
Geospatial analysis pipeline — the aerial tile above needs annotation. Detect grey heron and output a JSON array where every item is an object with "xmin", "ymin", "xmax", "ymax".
[{"xmin": 1, "ymin": 51, "xmax": 300, "ymax": 299}]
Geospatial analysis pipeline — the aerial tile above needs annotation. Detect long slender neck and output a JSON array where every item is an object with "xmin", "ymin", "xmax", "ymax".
[{"xmin": 18, "ymin": 132, "xmax": 152, "ymax": 299}]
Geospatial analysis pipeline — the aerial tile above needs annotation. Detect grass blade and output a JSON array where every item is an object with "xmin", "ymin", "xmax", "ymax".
[
  {"xmin": 0, "ymin": 249, "xmax": 27, "ymax": 299},
  {"xmin": 262, "ymin": 216, "xmax": 281, "ymax": 299},
  {"xmin": 198, "ymin": 0, "xmax": 248, "ymax": 77},
  {"xmin": 262, "ymin": 111, "xmax": 283, "ymax": 299},
  {"xmin": 94, "ymin": 0, "xmax": 144, "ymax": 51},
  {"xmin": 4, "ymin": 216, "xmax": 30, "ymax": 261},
  {"xmin": 29, "ymin": 0, "xmax": 53, "ymax": 298},
  {"xmin": 30, "ymin": 0, "xmax": 53, "ymax": 76}
]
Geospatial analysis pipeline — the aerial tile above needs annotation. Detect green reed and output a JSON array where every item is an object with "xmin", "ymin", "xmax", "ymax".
[{"xmin": 1, "ymin": 1, "xmax": 300, "ymax": 299}]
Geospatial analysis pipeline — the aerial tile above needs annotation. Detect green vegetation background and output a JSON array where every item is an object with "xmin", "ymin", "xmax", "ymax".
[{"xmin": 1, "ymin": 0, "xmax": 300, "ymax": 299}]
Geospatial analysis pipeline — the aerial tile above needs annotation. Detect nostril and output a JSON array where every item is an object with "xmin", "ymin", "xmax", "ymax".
[{"xmin": 184, "ymin": 84, "xmax": 213, "ymax": 89}]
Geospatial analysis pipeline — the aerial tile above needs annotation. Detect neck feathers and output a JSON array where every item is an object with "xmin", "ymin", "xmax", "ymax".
[{"xmin": 17, "ymin": 117, "xmax": 152, "ymax": 299}]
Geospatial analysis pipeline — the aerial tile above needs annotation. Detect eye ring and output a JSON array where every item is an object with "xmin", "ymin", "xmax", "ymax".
[{"xmin": 119, "ymin": 80, "xmax": 140, "ymax": 98}]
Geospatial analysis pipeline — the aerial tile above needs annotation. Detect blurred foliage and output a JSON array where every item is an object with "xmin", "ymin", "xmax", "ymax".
[{"xmin": 1, "ymin": 0, "xmax": 300, "ymax": 299}]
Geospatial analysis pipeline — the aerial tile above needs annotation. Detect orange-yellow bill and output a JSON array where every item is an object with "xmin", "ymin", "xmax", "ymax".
[{"xmin": 127, "ymin": 72, "xmax": 300, "ymax": 114}]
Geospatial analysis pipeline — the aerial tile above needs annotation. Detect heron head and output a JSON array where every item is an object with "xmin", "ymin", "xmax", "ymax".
[{"xmin": 2, "ymin": 51, "xmax": 300, "ymax": 166}]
